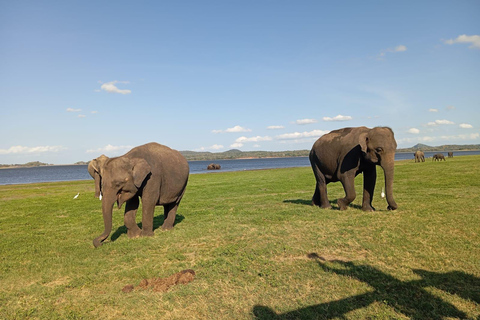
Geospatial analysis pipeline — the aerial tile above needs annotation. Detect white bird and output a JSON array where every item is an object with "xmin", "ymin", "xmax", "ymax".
[
  {"xmin": 73, "ymin": 193, "xmax": 80, "ymax": 199},
  {"xmin": 381, "ymin": 188, "xmax": 385, "ymax": 199}
]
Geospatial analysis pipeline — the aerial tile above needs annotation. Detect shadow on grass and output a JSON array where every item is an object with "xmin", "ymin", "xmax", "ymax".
[
  {"xmin": 283, "ymin": 199, "xmax": 363, "ymax": 210},
  {"xmin": 110, "ymin": 214, "xmax": 185, "ymax": 242},
  {"xmin": 253, "ymin": 253, "xmax": 479, "ymax": 319}
]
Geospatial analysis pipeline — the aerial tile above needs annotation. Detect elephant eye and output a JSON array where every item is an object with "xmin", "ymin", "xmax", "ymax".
[{"xmin": 375, "ymin": 147, "xmax": 383, "ymax": 153}]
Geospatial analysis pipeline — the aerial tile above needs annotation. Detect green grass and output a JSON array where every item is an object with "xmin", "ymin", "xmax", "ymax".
[{"xmin": 1, "ymin": 156, "xmax": 479, "ymax": 319}]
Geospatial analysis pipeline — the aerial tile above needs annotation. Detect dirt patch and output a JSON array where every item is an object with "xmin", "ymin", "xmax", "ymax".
[{"xmin": 122, "ymin": 269, "xmax": 195, "ymax": 293}]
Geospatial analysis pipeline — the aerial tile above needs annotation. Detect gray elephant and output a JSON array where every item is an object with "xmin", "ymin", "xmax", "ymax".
[
  {"xmin": 414, "ymin": 150, "xmax": 425, "ymax": 162},
  {"xmin": 88, "ymin": 142, "xmax": 189, "ymax": 247},
  {"xmin": 433, "ymin": 153, "xmax": 446, "ymax": 161},
  {"xmin": 309, "ymin": 126, "xmax": 398, "ymax": 211},
  {"xmin": 448, "ymin": 152, "xmax": 453, "ymax": 158}
]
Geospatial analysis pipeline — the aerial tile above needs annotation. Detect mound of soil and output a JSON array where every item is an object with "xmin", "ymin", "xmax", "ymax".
[{"xmin": 122, "ymin": 269, "xmax": 195, "ymax": 293}]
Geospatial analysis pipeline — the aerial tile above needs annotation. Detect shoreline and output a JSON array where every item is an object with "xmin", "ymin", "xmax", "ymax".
[{"xmin": 2, "ymin": 149, "xmax": 479, "ymax": 169}]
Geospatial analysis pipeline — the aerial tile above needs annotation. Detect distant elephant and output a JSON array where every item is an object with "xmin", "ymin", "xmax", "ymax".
[
  {"xmin": 88, "ymin": 143, "xmax": 189, "ymax": 247},
  {"xmin": 433, "ymin": 153, "xmax": 446, "ymax": 161},
  {"xmin": 448, "ymin": 152, "xmax": 453, "ymax": 158},
  {"xmin": 310, "ymin": 126, "xmax": 398, "ymax": 211},
  {"xmin": 414, "ymin": 150, "xmax": 425, "ymax": 162},
  {"xmin": 207, "ymin": 163, "xmax": 221, "ymax": 170}
]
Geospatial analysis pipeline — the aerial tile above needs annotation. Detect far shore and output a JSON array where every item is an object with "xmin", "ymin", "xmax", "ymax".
[{"xmin": 2, "ymin": 148, "xmax": 480, "ymax": 169}]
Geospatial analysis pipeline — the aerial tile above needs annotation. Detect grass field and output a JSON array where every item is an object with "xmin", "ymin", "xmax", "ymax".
[{"xmin": 1, "ymin": 156, "xmax": 479, "ymax": 319}]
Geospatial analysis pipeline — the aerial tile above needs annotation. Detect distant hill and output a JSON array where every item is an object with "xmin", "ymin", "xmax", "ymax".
[
  {"xmin": 0, "ymin": 161, "xmax": 52, "ymax": 169},
  {"xmin": 180, "ymin": 149, "xmax": 310, "ymax": 161},
  {"xmin": 397, "ymin": 144, "xmax": 480, "ymax": 153}
]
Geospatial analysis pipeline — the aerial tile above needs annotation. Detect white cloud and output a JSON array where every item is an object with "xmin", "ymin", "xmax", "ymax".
[
  {"xmin": 322, "ymin": 114, "xmax": 353, "ymax": 122},
  {"xmin": 196, "ymin": 144, "xmax": 225, "ymax": 151},
  {"xmin": 210, "ymin": 144, "xmax": 224, "ymax": 150},
  {"xmin": 100, "ymin": 81, "xmax": 132, "ymax": 95},
  {"xmin": 86, "ymin": 144, "xmax": 133, "ymax": 154},
  {"xmin": 440, "ymin": 133, "xmax": 480, "ymax": 141},
  {"xmin": 276, "ymin": 129, "xmax": 329, "ymax": 140},
  {"xmin": 426, "ymin": 119, "xmax": 455, "ymax": 126},
  {"xmin": 295, "ymin": 119, "xmax": 317, "ymax": 125},
  {"xmin": 446, "ymin": 105, "xmax": 456, "ymax": 110},
  {"xmin": 226, "ymin": 125, "xmax": 251, "ymax": 133},
  {"xmin": 67, "ymin": 108, "xmax": 82, "ymax": 112},
  {"xmin": 212, "ymin": 125, "xmax": 251, "ymax": 134},
  {"xmin": 459, "ymin": 123, "xmax": 473, "ymax": 129},
  {"xmin": 429, "ymin": 108, "xmax": 438, "ymax": 112},
  {"xmin": 230, "ymin": 142, "xmax": 243, "ymax": 148},
  {"xmin": 444, "ymin": 34, "xmax": 480, "ymax": 49},
  {"xmin": 0, "ymin": 145, "xmax": 64, "ymax": 155},
  {"xmin": 379, "ymin": 45, "xmax": 407, "ymax": 58},
  {"xmin": 397, "ymin": 136, "xmax": 436, "ymax": 144},
  {"xmin": 91, "ymin": 111, "xmax": 98, "ymax": 114},
  {"xmin": 408, "ymin": 128, "xmax": 420, "ymax": 134},
  {"xmin": 267, "ymin": 125, "xmax": 285, "ymax": 130},
  {"xmin": 235, "ymin": 136, "xmax": 272, "ymax": 143},
  {"xmin": 78, "ymin": 114, "xmax": 86, "ymax": 118},
  {"xmin": 393, "ymin": 45, "xmax": 407, "ymax": 52}
]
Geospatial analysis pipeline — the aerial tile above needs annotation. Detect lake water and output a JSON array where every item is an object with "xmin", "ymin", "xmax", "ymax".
[{"xmin": 1, "ymin": 151, "xmax": 478, "ymax": 185}]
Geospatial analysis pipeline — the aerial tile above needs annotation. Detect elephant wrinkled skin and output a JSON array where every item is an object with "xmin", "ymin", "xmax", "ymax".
[
  {"xmin": 309, "ymin": 126, "xmax": 398, "ymax": 211},
  {"xmin": 88, "ymin": 143, "xmax": 189, "ymax": 247}
]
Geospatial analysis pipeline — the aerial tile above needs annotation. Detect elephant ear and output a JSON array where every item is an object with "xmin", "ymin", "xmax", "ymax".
[
  {"xmin": 88, "ymin": 155, "xmax": 109, "ymax": 198},
  {"xmin": 132, "ymin": 158, "xmax": 151, "ymax": 188},
  {"xmin": 359, "ymin": 132, "xmax": 369, "ymax": 155}
]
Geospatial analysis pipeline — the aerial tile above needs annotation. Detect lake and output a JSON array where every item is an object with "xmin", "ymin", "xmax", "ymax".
[{"xmin": 1, "ymin": 151, "xmax": 478, "ymax": 185}]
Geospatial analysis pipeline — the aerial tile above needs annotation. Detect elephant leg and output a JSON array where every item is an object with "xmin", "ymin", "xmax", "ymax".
[
  {"xmin": 140, "ymin": 198, "xmax": 155, "ymax": 237},
  {"xmin": 362, "ymin": 168, "xmax": 376, "ymax": 212},
  {"xmin": 311, "ymin": 164, "xmax": 331, "ymax": 209},
  {"xmin": 162, "ymin": 202, "xmax": 178, "ymax": 230},
  {"xmin": 124, "ymin": 196, "xmax": 141, "ymax": 238},
  {"xmin": 338, "ymin": 174, "xmax": 356, "ymax": 210}
]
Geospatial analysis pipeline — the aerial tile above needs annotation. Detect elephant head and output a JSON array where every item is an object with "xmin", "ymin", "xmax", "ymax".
[
  {"xmin": 360, "ymin": 127, "xmax": 398, "ymax": 210},
  {"xmin": 89, "ymin": 156, "xmax": 152, "ymax": 247}
]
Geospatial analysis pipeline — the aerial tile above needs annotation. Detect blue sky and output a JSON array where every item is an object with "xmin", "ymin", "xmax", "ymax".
[{"xmin": 1, "ymin": 1, "xmax": 479, "ymax": 164}]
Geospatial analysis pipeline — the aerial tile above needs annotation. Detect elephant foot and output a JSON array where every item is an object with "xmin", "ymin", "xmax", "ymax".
[
  {"xmin": 141, "ymin": 230, "xmax": 154, "ymax": 237},
  {"xmin": 127, "ymin": 228, "xmax": 142, "ymax": 238},
  {"xmin": 93, "ymin": 238, "xmax": 103, "ymax": 248},
  {"xmin": 312, "ymin": 197, "xmax": 332, "ymax": 209},
  {"xmin": 337, "ymin": 198, "xmax": 349, "ymax": 211},
  {"xmin": 319, "ymin": 203, "xmax": 332, "ymax": 209},
  {"xmin": 387, "ymin": 205, "xmax": 398, "ymax": 211},
  {"xmin": 362, "ymin": 205, "xmax": 375, "ymax": 212},
  {"xmin": 161, "ymin": 224, "xmax": 174, "ymax": 231}
]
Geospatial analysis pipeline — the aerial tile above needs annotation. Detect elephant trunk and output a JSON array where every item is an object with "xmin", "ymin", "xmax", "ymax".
[
  {"xmin": 93, "ymin": 195, "xmax": 115, "ymax": 248},
  {"xmin": 381, "ymin": 153, "xmax": 398, "ymax": 210}
]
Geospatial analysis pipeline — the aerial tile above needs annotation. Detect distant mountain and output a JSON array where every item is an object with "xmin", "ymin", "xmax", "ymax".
[
  {"xmin": 180, "ymin": 149, "xmax": 309, "ymax": 161},
  {"xmin": 0, "ymin": 161, "xmax": 52, "ymax": 169},
  {"xmin": 397, "ymin": 144, "xmax": 480, "ymax": 153}
]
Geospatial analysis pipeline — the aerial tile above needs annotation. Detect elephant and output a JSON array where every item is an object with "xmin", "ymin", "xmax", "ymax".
[
  {"xmin": 88, "ymin": 142, "xmax": 189, "ymax": 247},
  {"xmin": 414, "ymin": 150, "xmax": 425, "ymax": 162},
  {"xmin": 448, "ymin": 152, "xmax": 453, "ymax": 158},
  {"xmin": 433, "ymin": 153, "xmax": 446, "ymax": 161},
  {"xmin": 309, "ymin": 126, "xmax": 398, "ymax": 211},
  {"xmin": 207, "ymin": 163, "xmax": 221, "ymax": 170}
]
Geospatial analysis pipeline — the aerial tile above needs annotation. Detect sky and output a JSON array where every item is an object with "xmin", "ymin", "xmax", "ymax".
[{"xmin": 1, "ymin": 1, "xmax": 479, "ymax": 164}]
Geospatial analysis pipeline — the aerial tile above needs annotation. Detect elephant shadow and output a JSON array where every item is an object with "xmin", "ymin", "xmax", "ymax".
[
  {"xmin": 253, "ymin": 253, "xmax": 479, "ymax": 319},
  {"xmin": 283, "ymin": 199, "xmax": 362, "ymax": 210},
  {"xmin": 110, "ymin": 214, "xmax": 185, "ymax": 242}
]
